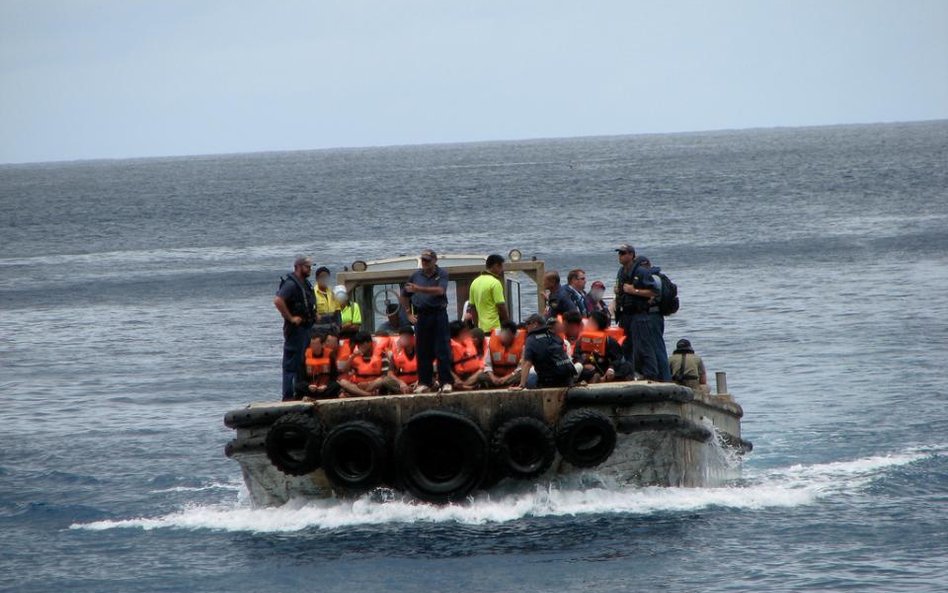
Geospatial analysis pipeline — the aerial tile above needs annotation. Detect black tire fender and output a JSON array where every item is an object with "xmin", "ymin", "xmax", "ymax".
[
  {"xmin": 395, "ymin": 410, "xmax": 488, "ymax": 504},
  {"xmin": 556, "ymin": 408, "xmax": 617, "ymax": 468},
  {"xmin": 264, "ymin": 412, "xmax": 323, "ymax": 476},
  {"xmin": 491, "ymin": 416, "xmax": 556, "ymax": 480},
  {"xmin": 321, "ymin": 420, "xmax": 389, "ymax": 492}
]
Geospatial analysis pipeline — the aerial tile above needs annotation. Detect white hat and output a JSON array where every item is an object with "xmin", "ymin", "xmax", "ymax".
[{"xmin": 332, "ymin": 285, "xmax": 348, "ymax": 299}]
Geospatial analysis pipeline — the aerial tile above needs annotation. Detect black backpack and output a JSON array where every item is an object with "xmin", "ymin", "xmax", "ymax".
[{"xmin": 655, "ymin": 272, "xmax": 679, "ymax": 316}]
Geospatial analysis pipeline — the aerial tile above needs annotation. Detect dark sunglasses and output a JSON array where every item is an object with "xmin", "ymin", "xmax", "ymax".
[
  {"xmin": 617, "ymin": 250, "xmax": 630, "ymax": 255},
  {"xmin": 421, "ymin": 257, "xmax": 433, "ymax": 263}
]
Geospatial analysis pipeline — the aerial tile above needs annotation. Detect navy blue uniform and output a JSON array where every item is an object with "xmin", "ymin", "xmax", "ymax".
[
  {"xmin": 404, "ymin": 266, "xmax": 453, "ymax": 387},
  {"xmin": 523, "ymin": 326, "xmax": 576, "ymax": 388},
  {"xmin": 276, "ymin": 274, "xmax": 315, "ymax": 400},
  {"xmin": 546, "ymin": 285, "xmax": 578, "ymax": 317},
  {"xmin": 615, "ymin": 257, "xmax": 666, "ymax": 381}
]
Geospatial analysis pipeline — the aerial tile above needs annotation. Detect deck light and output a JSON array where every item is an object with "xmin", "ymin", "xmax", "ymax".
[
  {"xmin": 351, "ymin": 260, "xmax": 368, "ymax": 272},
  {"xmin": 508, "ymin": 249, "xmax": 522, "ymax": 262}
]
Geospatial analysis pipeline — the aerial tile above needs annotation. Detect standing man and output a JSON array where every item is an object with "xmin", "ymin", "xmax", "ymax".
[
  {"xmin": 400, "ymin": 249, "xmax": 454, "ymax": 393},
  {"xmin": 273, "ymin": 256, "xmax": 316, "ymax": 400},
  {"xmin": 543, "ymin": 271, "xmax": 578, "ymax": 318},
  {"xmin": 613, "ymin": 243, "xmax": 663, "ymax": 381},
  {"xmin": 566, "ymin": 269, "xmax": 590, "ymax": 316},
  {"xmin": 469, "ymin": 253, "xmax": 510, "ymax": 333}
]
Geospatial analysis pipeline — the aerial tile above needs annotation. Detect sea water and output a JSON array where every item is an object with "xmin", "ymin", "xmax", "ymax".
[{"xmin": 1, "ymin": 121, "xmax": 946, "ymax": 592}]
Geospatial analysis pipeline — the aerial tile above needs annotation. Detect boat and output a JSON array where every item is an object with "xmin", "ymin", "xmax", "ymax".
[{"xmin": 224, "ymin": 252, "xmax": 752, "ymax": 506}]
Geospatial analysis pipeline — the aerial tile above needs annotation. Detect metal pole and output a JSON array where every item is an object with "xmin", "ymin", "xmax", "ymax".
[{"xmin": 715, "ymin": 371, "xmax": 728, "ymax": 395}]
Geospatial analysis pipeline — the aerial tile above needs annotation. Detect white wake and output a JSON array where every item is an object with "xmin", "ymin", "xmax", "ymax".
[{"xmin": 71, "ymin": 447, "xmax": 939, "ymax": 534}]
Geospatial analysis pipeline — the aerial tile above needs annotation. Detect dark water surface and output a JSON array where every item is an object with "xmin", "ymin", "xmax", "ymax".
[{"xmin": 2, "ymin": 121, "xmax": 946, "ymax": 592}]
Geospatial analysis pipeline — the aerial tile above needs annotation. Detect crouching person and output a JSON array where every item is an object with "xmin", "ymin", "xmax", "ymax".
[
  {"xmin": 669, "ymin": 338, "xmax": 710, "ymax": 395},
  {"xmin": 338, "ymin": 331, "xmax": 401, "ymax": 397},
  {"xmin": 574, "ymin": 311, "xmax": 634, "ymax": 383},
  {"xmin": 388, "ymin": 327, "xmax": 420, "ymax": 394},
  {"xmin": 449, "ymin": 321, "xmax": 488, "ymax": 390},
  {"xmin": 511, "ymin": 314, "xmax": 577, "ymax": 390},
  {"xmin": 297, "ymin": 329, "xmax": 342, "ymax": 400},
  {"xmin": 485, "ymin": 321, "xmax": 525, "ymax": 387}
]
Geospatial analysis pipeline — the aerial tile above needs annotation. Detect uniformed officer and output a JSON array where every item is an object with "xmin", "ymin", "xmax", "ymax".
[{"xmin": 273, "ymin": 256, "xmax": 316, "ymax": 400}]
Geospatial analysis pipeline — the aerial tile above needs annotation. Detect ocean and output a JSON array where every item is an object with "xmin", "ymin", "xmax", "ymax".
[{"xmin": 1, "ymin": 121, "xmax": 946, "ymax": 593}]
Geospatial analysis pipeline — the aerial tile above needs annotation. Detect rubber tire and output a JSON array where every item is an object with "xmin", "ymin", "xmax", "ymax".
[
  {"xmin": 265, "ymin": 412, "xmax": 323, "ymax": 476},
  {"xmin": 556, "ymin": 408, "xmax": 617, "ymax": 468},
  {"xmin": 321, "ymin": 420, "xmax": 389, "ymax": 492},
  {"xmin": 395, "ymin": 411, "xmax": 488, "ymax": 503},
  {"xmin": 492, "ymin": 417, "xmax": 556, "ymax": 479}
]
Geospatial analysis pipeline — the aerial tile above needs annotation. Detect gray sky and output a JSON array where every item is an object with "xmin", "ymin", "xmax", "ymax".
[{"xmin": 2, "ymin": 0, "xmax": 946, "ymax": 163}]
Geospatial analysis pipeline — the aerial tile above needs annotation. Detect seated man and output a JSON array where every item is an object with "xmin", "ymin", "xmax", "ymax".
[
  {"xmin": 336, "ymin": 285, "xmax": 363, "ymax": 339},
  {"xmin": 387, "ymin": 327, "xmax": 419, "ymax": 394},
  {"xmin": 669, "ymin": 338, "xmax": 710, "ymax": 395},
  {"xmin": 449, "ymin": 320, "xmax": 487, "ymax": 390},
  {"xmin": 485, "ymin": 321, "xmax": 525, "ymax": 387},
  {"xmin": 295, "ymin": 329, "xmax": 342, "ymax": 400},
  {"xmin": 562, "ymin": 311, "xmax": 584, "ymax": 358},
  {"xmin": 586, "ymin": 280, "xmax": 612, "ymax": 326},
  {"xmin": 574, "ymin": 311, "xmax": 634, "ymax": 383},
  {"xmin": 338, "ymin": 331, "xmax": 400, "ymax": 397},
  {"xmin": 511, "ymin": 314, "xmax": 578, "ymax": 390},
  {"xmin": 377, "ymin": 302, "xmax": 412, "ymax": 335}
]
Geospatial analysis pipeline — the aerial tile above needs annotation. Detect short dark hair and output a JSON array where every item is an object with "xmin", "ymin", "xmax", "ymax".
[
  {"xmin": 486, "ymin": 254, "xmax": 505, "ymax": 268},
  {"xmin": 352, "ymin": 331, "xmax": 372, "ymax": 345},
  {"xmin": 589, "ymin": 311, "xmax": 609, "ymax": 331},
  {"xmin": 315, "ymin": 266, "xmax": 331, "ymax": 277},
  {"xmin": 500, "ymin": 320, "xmax": 518, "ymax": 333},
  {"xmin": 524, "ymin": 313, "xmax": 545, "ymax": 326},
  {"xmin": 567, "ymin": 269, "xmax": 584, "ymax": 284},
  {"xmin": 564, "ymin": 311, "xmax": 584, "ymax": 325},
  {"xmin": 449, "ymin": 320, "xmax": 466, "ymax": 339},
  {"xmin": 470, "ymin": 327, "xmax": 485, "ymax": 343}
]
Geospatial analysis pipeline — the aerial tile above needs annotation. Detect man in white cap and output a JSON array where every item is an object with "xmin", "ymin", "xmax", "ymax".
[{"xmin": 335, "ymin": 285, "xmax": 362, "ymax": 338}]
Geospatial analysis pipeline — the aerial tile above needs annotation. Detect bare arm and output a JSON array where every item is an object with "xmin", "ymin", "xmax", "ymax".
[
  {"xmin": 511, "ymin": 360, "xmax": 533, "ymax": 390},
  {"xmin": 406, "ymin": 282, "xmax": 445, "ymax": 296},
  {"xmin": 496, "ymin": 302, "xmax": 510, "ymax": 323},
  {"xmin": 273, "ymin": 296, "xmax": 301, "ymax": 325},
  {"xmin": 621, "ymin": 284, "xmax": 657, "ymax": 298}
]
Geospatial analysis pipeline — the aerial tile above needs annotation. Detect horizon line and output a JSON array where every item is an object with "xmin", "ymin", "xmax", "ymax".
[{"xmin": 2, "ymin": 117, "xmax": 945, "ymax": 167}]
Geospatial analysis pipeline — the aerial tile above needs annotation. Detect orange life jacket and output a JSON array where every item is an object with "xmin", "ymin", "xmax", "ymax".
[
  {"xmin": 335, "ymin": 339, "xmax": 353, "ymax": 373},
  {"xmin": 373, "ymin": 335, "xmax": 392, "ymax": 353},
  {"xmin": 305, "ymin": 345, "xmax": 335, "ymax": 387},
  {"xmin": 451, "ymin": 337, "xmax": 484, "ymax": 376},
  {"xmin": 577, "ymin": 330, "xmax": 607, "ymax": 357},
  {"xmin": 391, "ymin": 345, "xmax": 418, "ymax": 383},
  {"xmin": 605, "ymin": 326, "xmax": 626, "ymax": 345},
  {"xmin": 488, "ymin": 329, "xmax": 525, "ymax": 377},
  {"xmin": 349, "ymin": 347, "xmax": 384, "ymax": 381}
]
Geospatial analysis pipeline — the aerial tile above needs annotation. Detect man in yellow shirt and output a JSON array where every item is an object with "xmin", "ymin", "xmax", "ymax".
[
  {"xmin": 335, "ymin": 285, "xmax": 362, "ymax": 337},
  {"xmin": 469, "ymin": 254, "xmax": 509, "ymax": 333},
  {"xmin": 313, "ymin": 266, "xmax": 339, "ymax": 324}
]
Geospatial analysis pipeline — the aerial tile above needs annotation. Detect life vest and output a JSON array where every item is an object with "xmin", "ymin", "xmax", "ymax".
[
  {"xmin": 451, "ymin": 337, "xmax": 484, "ymax": 376},
  {"xmin": 605, "ymin": 326, "xmax": 626, "ymax": 345},
  {"xmin": 577, "ymin": 330, "xmax": 607, "ymax": 357},
  {"xmin": 349, "ymin": 347, "xmax": 384, "ymax": 381},
  {"xmin": 488, "ymin": 329, "xmax": 525, "ymax": 377},
  {"xmin": 305, "ymin": 346, "xmax": 334, "ymax": 387},
  {"xmin": 373, "ymin": 335, "xmax": 393, "ymax": 354},
  {"xmin": 391, "ymin": 345, "xmax": 418, "ymax": 383},
  {"xmin": 335, "ymin": 339, "xmax": 352, "ymax": 373}
]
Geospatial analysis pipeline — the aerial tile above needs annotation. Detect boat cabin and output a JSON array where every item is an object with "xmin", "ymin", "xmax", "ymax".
[{"xmin": 335, "ymin": 251, "xmax": 545, "ymax": 333}]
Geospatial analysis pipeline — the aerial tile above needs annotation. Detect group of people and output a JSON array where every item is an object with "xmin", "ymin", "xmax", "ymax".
[{"xmin": 272, "ymin": 246, "xmax": 709, "ymax": 401}]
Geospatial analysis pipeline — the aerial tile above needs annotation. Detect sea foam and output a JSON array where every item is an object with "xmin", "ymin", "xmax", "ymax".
[{"xmin": 71, "ymin": 447, "xmax": 938, "ymax": 534}]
